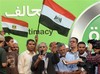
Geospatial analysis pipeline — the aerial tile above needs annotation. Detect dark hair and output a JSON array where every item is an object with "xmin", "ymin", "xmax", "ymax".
[
  {"xmin": 78, "ymin": 41, "xmax": 86, "ymax": 46},
  {"xmin": 88, "ymin": 39, "xmax": 96, "ymax": 44},
  {"xmin": 5, "ymin": 36, "xmax": 13, "ymax": 42},
  {"xmin": 71, "ymin": 37, "xmax": 78, "ymax": 43},
  {"xmin": 56, "ymin": 42, "xmax": 62, "ymax": 45},
  {"xmin": 93, "ymin": 40, "xmax": 100, "ymax": 49},
  {"xmin": 26, "ymin": 39, "xmax": 35, "ymax": 45},
  {"xmin": 4, "ymin": 46, "xmax": 9, "ymax": 52},
  {"xmin": 88, "ymin": 39, "xmax": 100, "ymax": 49},
  {"xmin": 4, "ymin": 36, "xmax": 13, "ymax": 46}
]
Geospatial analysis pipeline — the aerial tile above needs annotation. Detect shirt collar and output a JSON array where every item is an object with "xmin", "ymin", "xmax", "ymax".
[
  {"xmin": 26, "ymin": 50, "xmax": 35, "ymax": 55},
  {"xmin": 70, "ymin": 51, "xmax": 78, "ymax": 54}
]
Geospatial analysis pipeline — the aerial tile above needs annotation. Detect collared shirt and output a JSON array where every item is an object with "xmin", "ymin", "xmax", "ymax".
[
  {"xmin": 18, "ymin": 50, "xmax": 36, "ymax": 74},
  {"xmin": 65, "ymin": 51, "xmax": 79, "ymax": 72},
  {"xmin": 55, "ymin": 56, "xmax": 69, "ymax": 72},
  {"xmin": 42, "ymin": 54, "xmax": 49, "ymax": 74}
]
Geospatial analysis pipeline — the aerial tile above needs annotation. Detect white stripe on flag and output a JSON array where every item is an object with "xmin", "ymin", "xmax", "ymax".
[
  {"xmin": 2, "ymin": 22, "xmax": 28, "ymax": 32},
  {"xmin": 41, "ymin": 5, "xmax": 73, "ymax": 29}
]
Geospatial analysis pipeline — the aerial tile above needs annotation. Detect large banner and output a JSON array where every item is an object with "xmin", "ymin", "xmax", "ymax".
[{"xmin": 0, "ymin": 0, "xmax": 100, "ymax": 53}]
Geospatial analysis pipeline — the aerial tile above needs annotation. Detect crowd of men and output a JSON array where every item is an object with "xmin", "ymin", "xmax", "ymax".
[{"xmin": 0, "ymin": 30, "xmax": 100, "ymax": 74}]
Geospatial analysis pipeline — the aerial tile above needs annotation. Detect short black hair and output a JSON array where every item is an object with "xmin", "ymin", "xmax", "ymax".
[
  {"xmin": 88, "ymin": 39, "xmax": 96, "ymax": 44},
  {"xmin": 93, "ymin": 40, "xmax": 100, "ymax": 49},
  {"xmin": 26, "ymin": 39, "xmax": 35, "ymax": 45},
  {"xmin": 4, "ymin": 36, "xmax": 13, "ymax": 46},
  {"xmin": 5, "ymin": 36, "xmax": 13, "ymax": 42},
  {"xmin": 78, "ymin": 41, "xmax": 86, "ymax": 46},
  {"xmin": 87, "ymin": 39, "xmax": 100, "ymax": 49},
  {"xmin": 71, "ymin": 37, "xmax": 78, "ymax": 43}
]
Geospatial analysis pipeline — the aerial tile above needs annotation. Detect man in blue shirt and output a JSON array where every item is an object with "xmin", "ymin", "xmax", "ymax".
[
  {"xmin": 55, "ymin": 43, "xmax": 68, "ymax": 72},
  {"xmin": 65, "ymin": 37, "xmax": 82, "ymax": 74},
  {"xmin": 55, "ymin": 37, "xmax": 82, "ymax": 74}
]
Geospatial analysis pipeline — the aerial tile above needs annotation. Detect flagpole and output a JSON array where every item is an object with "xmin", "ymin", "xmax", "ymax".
[
  {"xmin": 36, "ymin": 0, "xmax": 45, "ymax": 32},
  {"xmin": 37, "ymin": 22, "xmax": 40, "ymax": 34},
  {"xmin": 34, "ymin": 22, "xmax": 40, "ymax": 53},
  {"xmin": 34, "ymin": 0, "xmax": 44, "ymax": 53}
]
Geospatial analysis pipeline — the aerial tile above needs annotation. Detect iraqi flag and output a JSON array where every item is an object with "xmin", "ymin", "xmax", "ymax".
[
  {"xmin": 2, "ymin": 16, "xmax": 28, "ymax": 37},
  {"xmin": 39, "ymin": 0, "xmax": 76, "ymax": 36}
]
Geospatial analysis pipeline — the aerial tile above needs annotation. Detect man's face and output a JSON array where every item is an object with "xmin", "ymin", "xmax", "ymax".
[
  {"xmin": 69, "ymin": 38, "xmax": 77, "ymax": 48},
  {"xmin": 6, "ymin": 39, "xmax": 14, "ymax": 48},
  {"xmin": 58, "ymin": 45, "xmax": 66, "ymax": 56},
  {"xmin": 50, "ymin": 42, "xmax": 57, "ymax": 52},
  {"xmin": 27, "ymin": 41, "xmax": 35, "ymax": 52},
  {"xmin": 12, "ymin": 43, "xmax": 19, "ymax": 52},
  {"xmin": 78, "ymin": 44, "xmax": 86, "ymax": 54},
  {"xmin": 38, "ymin": 43, "xmax": 47, "ymax": 54}
]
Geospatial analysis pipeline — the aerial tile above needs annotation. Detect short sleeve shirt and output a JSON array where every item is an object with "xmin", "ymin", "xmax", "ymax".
[{"xmin": 65, "ymin": 51, "xmax": 79, "ymax": 72}]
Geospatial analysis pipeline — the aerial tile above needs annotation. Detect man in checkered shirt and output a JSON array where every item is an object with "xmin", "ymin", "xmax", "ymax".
[{"xmin": 87, "ymin": 40, "xmax": 100, "ymax": 74}]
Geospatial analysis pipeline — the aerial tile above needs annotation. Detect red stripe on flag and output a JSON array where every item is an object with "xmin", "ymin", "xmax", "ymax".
[
  {"xmin": 2, "ymin": 16, "xmax": 28, "ymax": 27},
  {"xmin": 43, "ymin": 0, "xmax": 75, "ymax": 21}
]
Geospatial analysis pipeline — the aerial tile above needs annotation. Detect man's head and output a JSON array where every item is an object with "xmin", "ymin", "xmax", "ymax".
[
  {"xmin": 26, "ymin": 39, "xmax": 36, "ymax": 52},
  {"xmin": 88, "ymin": 39, "xmax": 100, "ymax": 53},
  {"xmin": 57, "ymin": 43, "xmax": 66, "ymax": 56},
  {"xmin": 49, "ymin": 42, "xmax": 57, "ymax": 52},
  {"xmin": 5, "ymin": 36, "xmax": 14, "ymax": 48},
  {"xmin": 93, "ymin": 40, "xmax": 100, "ymax": 53},
  {"xmin": 78, "ymin": 42, "xmax": 86, "ymax": 55},
  {"xmin": 88, "ymin": 39, "xmax": 96, "ymax": 49},
  {"xmin": 12, "ymin": 40, "xmax": 19, "ymax": 53},
  {"xmin": 37, "ymin": 42, "xmax": 48, "ymax": 55},
  {"xmin": 69, "ymin": 37, "xmax": 78, "ymax": 49}
]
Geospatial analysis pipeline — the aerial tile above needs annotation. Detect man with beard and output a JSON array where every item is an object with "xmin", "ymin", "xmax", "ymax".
[
  {"xmin": 31, "ymin": 42, "xmax": 59, "ymax": 74},
  {"xmin": 78, "ymin": 42, "xmax": 87, "ymax": 74}
]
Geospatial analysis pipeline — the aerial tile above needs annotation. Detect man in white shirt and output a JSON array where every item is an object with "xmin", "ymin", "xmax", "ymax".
[{"xmin": 18, "ymin": 39, "xmax": 36, "ymax": 74}]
